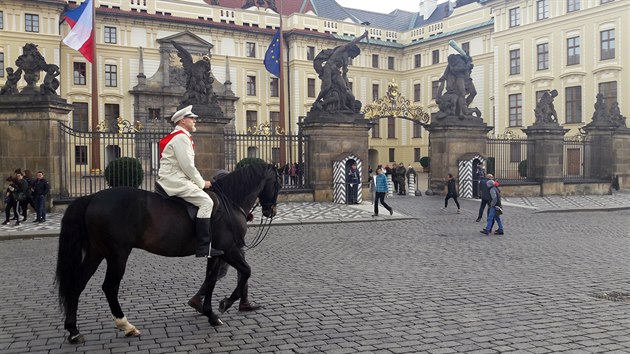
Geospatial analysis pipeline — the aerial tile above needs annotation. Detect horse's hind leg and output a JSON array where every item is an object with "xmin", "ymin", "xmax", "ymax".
[
  {"xmin": 65, "ymin": 256, "xmax": 103, "ymax": 344},
  {"xmin": 201, "ymin": 256, "xmax": 225, "ymax": 326},
  {"xmin": 102, "ymin": 256, "xmax": 141, "ymax": 337},
  {"xmin": 218, "ymin": 249, "xmax": 251, "ymax": 313}
]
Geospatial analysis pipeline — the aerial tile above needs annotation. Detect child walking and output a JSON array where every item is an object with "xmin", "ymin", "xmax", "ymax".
[{"xmin": 442, "ymin": 173, "xmax": 461, "ymax": 213}]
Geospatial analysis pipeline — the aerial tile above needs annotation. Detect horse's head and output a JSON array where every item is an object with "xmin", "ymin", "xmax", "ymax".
[{"xmin": 258, "ymin": 164, "xmax": 281, "ymax": 218}]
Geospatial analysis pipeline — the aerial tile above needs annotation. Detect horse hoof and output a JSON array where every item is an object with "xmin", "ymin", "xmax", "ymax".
[
  {"xmin": 208, "ymin": 316, "xmax": 224, "ymax": 327},
  {"xmin": 187, "ymin": 298, "xmax": 203, "ymax": 314},
  {"xmin": 67, "ymin": 333, "xmax": 85, "ymax": 344},
  {"xmin": 125, "ymin": 328, "xmax": 141, "ymax": 337},
  {"xmin": 218, "ymin": 297, "xmax": 234, "ymax": 313}
]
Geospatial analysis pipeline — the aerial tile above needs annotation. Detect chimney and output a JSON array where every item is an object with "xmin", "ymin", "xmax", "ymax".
[{"xmin": 419, "ymin": 0, "xmax": 438, "ymax": 19}]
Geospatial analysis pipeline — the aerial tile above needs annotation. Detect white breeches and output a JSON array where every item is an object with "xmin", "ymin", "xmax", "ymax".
[{"xmin": 179, "ymin": 187, "xmax": 214, "ymax": 218}]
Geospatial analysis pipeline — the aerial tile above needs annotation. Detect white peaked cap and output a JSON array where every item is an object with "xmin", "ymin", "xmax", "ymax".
[{"xmin": 171, "ymin": 105, "xmax": 198, "ymax": 123}]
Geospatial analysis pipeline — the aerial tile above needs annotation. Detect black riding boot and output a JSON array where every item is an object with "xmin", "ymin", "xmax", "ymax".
[{"xmin": 195, "ymin": 218, "xmax": 223, "ymax": 258}]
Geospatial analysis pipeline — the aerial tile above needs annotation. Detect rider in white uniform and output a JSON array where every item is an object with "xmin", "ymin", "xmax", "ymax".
[{"xmin": 157, "ymin": 105, "xmax": 222, "ymax": 258}]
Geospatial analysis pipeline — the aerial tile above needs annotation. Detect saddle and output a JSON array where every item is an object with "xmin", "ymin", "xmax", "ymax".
[{"xmin": 154, "ymin": 182, "xmax": 220, "ymax": 221}]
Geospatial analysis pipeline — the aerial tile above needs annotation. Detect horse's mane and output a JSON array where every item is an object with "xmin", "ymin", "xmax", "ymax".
[{"xmin": 212, "ymin": 163, "xmax": 272, "ymax": 201}]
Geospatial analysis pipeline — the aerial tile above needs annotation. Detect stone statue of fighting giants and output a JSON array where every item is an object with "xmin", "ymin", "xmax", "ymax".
[{"xmin": 435, "ymin": 40, "xmax": 480, "ymax": 120}]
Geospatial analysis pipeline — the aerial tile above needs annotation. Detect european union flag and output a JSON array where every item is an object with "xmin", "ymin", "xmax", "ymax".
[{"xmin": 264, "ymin": 30, "xmax": 281, "ymax": 77}]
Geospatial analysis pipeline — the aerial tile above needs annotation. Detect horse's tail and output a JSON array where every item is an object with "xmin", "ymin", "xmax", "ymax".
[{"xmin": 55, "ymin": 195, "xmax": 92, "ymax": 315}]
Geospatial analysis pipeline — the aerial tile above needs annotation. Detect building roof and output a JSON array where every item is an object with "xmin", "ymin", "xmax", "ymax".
[{"xmin": 203, "ymin": 0, "xmax": 316, "ymax": 15}]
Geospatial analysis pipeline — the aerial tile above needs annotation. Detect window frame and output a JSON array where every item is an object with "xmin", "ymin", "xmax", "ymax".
[
  {"xmin": 509, "ymin": 49, "xmax": 520, "ymax": 75},
  {"xmin": 371, "ymin": 54, "xmax": 379, "ymax": 69},
  {"xmin": 72, "ymin": 102, "xmax": 89, "ymax": 131},
  {"xmin": 431, "ymin": 80, "xmax": 440, "ymax": 100},
  {"xmin": 104, "ymin": 64, "xmax": 118, "ymax": 87},
  {"xmin": 0, "ymin": 52, "xmax": 4, "ymax": 78},
  {"xmin": 536, "ymin": 0, "xmax": 549, "ymax": 20},
  {"xmin": 414, "ymin": 54, "xmax": 421, "ymax": 68},
  {"xmin": 567, "ymin": 0, "xmax": 580, "ymax": 12},
  {"xmin": 306, "ymin": 46, "xmax": 315, "ymax": 61},
  {"xmin": 269, "ymin": 77, "xmax": 279, "ymax": 97},
  {"xmin": 0, "ymin": 11, "xmax": 4, "ymax": 30},
  {"xmin": 387, "ymin": 56, "xmax": 395, "ymax": 70},
  {"xmin": 246, "ymin": 42, "xmax": 256, "ymax": 58},
  {"xmin": 246, "ymin": 75, "xmax": 256, "ymax": 96},
  {"xmin": 104, "ymin": 26, "xmax": 117, "ymax": 44},
  {"xmin": 432, "ymin": 50, "xmax": 439, "ymax": 64},
  {"xmin": 387, "ymin": 117, "xmax": 395, "ymax": 138},
  {"xmin": 567, "ymin": 36, "xmax": 580, "ymax": 66},
  {"xmin": 600, "ymin": 29, "xmax": 615, "ymax": 60},
  {"xmin": 509, "ymin": 93, "xmax": 522, "ymax": 127},
  {"xmin": 372, "ymin": 84, "xmax": 379, "ymax": 102},
  {"xmin": 413, "ymin": 122, "xmax": 422, "ymax": 138},
  {"xmin": 73, "ymin": 62, "xmax": 87, "ymax": 85},
  {"xmin": 269, "ymin": 111, "xmax": 280, "ymax": 134},
  {"xmin": 565, "ymin": 86, "xmax": 582, "ymax": 123},
  {"xmin": 246, "ymin": 110, "xmax": 257, "ymax": 133},
  {"xmin": 371, "ymin": 120, "xmax": 380, "ymax": 138},
  {"xmin": 537, "ymin": 43, "xmax": 549, "ymax": 70},
  {"xmin": 307, "ymin": 78, "xmax": 316, "ymax": 98},
  {"xmin": 25, "ymin": 13, "xmax": 39, "ymax": 33},
  {"xmin": 413, "ymin": 84, "xmax": 421, "ymax": 102},
  {"xmin": 509, "ymin": 7, "xmax": 520, "ymax": 27}
]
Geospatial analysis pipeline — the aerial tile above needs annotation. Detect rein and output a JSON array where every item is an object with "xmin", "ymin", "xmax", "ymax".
[{"xmin": 245, "ymin": 203, "xmax": 274, "ymax": 249}]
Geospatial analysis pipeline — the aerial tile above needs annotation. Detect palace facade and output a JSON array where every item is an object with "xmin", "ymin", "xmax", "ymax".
[{"xmin": 0, "ymin": 0, "xmax": 627, "ymax": 170}]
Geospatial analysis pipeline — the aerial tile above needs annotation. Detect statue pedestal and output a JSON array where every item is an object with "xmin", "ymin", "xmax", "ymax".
[
  {"xmin": 583, "ymin": 125, "xmax": 630, "ymax": 188},
  {"xmin": 426, "ymin": 121, "xmax": 492, "ymax": 194},
  {"xmin": 194, "ymin": 107, "xmax": 231, "ymax": 178},
  {"xmin": 522, "ymin": 123, "xmax": 569, "ymax": 195},
  {"xmin": 0, "ymin": 97, "xmax": 73, "ymax": 200},
  {"xmin": 301, "ymin": 113, "xmax": 373, "ymax": 202}
]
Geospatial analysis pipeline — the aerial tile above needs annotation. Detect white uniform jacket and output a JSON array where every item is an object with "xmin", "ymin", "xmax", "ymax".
[{"xmin": 157, "ymin": 126, "xmax": 205, "ymax": 196}]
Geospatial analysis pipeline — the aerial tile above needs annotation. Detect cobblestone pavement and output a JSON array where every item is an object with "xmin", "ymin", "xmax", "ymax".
[{"xmin": 1, "ymin": 194, "xmax": 630, "ymax": 353}]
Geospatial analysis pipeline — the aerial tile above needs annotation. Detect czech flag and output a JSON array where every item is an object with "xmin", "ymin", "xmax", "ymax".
[{"xmin": 63, "ymin": 0, "xmax": 94, "ymax": 63}]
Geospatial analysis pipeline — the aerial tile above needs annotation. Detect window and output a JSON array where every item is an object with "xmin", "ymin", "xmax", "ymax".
[
  {"xmin": 372, "ymin": 84, "xmax": 379, "ymax": 101},
  {"xmin": 246, "ymin": 75, "xmax": 256, "ymax": 95},
  {"xmin": 72, "ymin": 102, "xmax": 89, "ymax": 131},
  {"xmin": 536, "ymin": 0, "xmax": 549, "ymax": 20},
  {"xmin": 461, "ymin": 42, "xmax": 470, "ymax": 55},
  {"xmin": 246, "ymin": 42, "xmax": 256, "ymax": 58},
  {"xmin": 269, "ymin": 78, "xmax": 279, "ymax": 97},
  {"xmin": 509, "ymin": 94, "xmax": 522, "ymax": 127},
  {"xmin": 372, "ymin": 54, "xmax": 379, "ymax": 68},
  {"xmin": 509, "ymin": 7, "xmax": 520, "ymax": 27},
  {"xmin": 565, "ymin": 86, "xmax": 582, "ymax": 123},
  {"xmin": 413, "ymin": 84, "xmax": 421, "ymax": 102},
  {"xmin": 431, "ymin": 80, "xmax": 440, "ymax": 99},
  {"xmin": 388, "ymin": 148, "xmax": 395, "ymax": 163},
  {"xmin": 387, "ymin": 117, "xmax": 395, "ymax": 138},
  {"xmin": 307, "ymin": 46, "xmax": 315, "ymax": 61},
  {"xmin": 600, "ymin": 29, "xmax": 615, "ymax": 60},
  {"xmin": 371, "ymin": 120, "xmax": 380, "ymax": 138},
  {"xmin": 414, "ymin": 54, "xmax": 421, "ymax": 68},
  {"xmin": 0, "ymin": 11, "xmax": 4, "ymax": 30},
  {"xmin": 105, "ymin": 64, "xmax": 117, "ymax": 87},
  {"xmin": 25, "ymin": 14, "xmax": 39, "ymax": 32},
  {"xmin": 387, "ymin": 56, "xmax": 395, "ymax": 70},
  {"xmin": 246, "ymin": 110, "xmax": 257, "ymax": 133},
  {"xmin": 432, "ymin": 50, "xmax": 439, "ymax": 64},
  {"xmin": 414, "ymin": 148, "xmax": 421, "ymax": 162},
  {"xmin": 567, "ymin": 36, "xmax": 580, "ymax": 65},
  {"xmin": 73, "ymin": 62, "xmax": 86, "ymax": 85},
  {"xmin": 510, "ymin": 142, "xmax": 522, "ymax": 163},
  {"xmin": 104, "ymin": 26, "xmax": 117, "ymax": 44},
  {"xmin": 270, "ymin": 111, "xmax": 280, "ymax": 134},
  {"xmin": 599, "ymin": 81, "xmax": 617, "ymax": 110},
  {"xmin": 0, "ymin": 52, "xmax": 4, "ymax": 77},
  {"xmin": 104, "ymin": 103, "xmax": 120, "ymax": 131},
  {"xmin": 307, "ymin": 78, "xmax": 316, "ymax": 98},
  {"xmin": 509, "ymin": 49, "xmax": 520, "ymax": 75},
  {"xmin": 600, "ymin": 0, "xmax": 614, "ymax": 3},
  {"xmin": 75, "ymin": 146, "xmax": 88, "ymax": 165},
  {"xmin": 413, "ymin": 122, "xmax": 422, "ymax": 138},
  {"xmin": 148, "ymin": 108, "xmax": 160, "ymax": 120},
  {"xmin": 567, "ymin": 0, "xmax": 580, "ymax": 12},
  {"xmin": 537, "ymin": 43, "xmax": 549, "ymax": 70},
  {"xmin": 348, "ymin": 81, "xmax": 353, "ymax": 93}
]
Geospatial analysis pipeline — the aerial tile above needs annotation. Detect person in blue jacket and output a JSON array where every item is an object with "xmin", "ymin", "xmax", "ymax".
[{"xmin": 373, "ymin": 167, "xmax": 393, "ymax": 217}]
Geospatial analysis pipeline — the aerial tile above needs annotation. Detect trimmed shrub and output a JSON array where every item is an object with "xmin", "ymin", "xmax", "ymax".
[
  {"xmin": 235, "ymin": 157, "xmax": 266, "ymax": 170},
  {"xmin": 419, "ymin": 156, "xmax": 430, "ymax": 168},
  {"xmin": 518, "ymin": 159, "xmax": 527, "ymax": 178},
  {"xmin": 104, "ymin": 157, "xmax": 144, "ymax": 188}
]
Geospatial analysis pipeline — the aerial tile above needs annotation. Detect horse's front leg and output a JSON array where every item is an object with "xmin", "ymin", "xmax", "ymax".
[
  {"xmin": 103, "ymin": 257, "xmax": 141, "ymax": 337},
  {"xmin": 218, "ymin": 248, "xmax": 251, "ymax": 313},
  {"xmin": 202, "ymin": 256, "xmax": 224, "ymax": 326}
]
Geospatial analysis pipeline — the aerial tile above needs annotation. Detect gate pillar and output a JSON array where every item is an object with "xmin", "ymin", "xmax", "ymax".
[
  {"xmin": 0, "ymin": 97, "xmax": 73, "ymax": 200},
  {"xmin": 522, "ymin": 124, "xmax": 569, "ymax": 195},
  {"xmin": 300, "ymin": 114, "xmax": 373, "ymax": 202},
  {"xmin": 193, "ymin": 113, "xmax": 231, "ymax": 179}
]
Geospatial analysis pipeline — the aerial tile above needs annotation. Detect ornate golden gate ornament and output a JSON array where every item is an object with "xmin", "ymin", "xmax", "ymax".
[
  {"xmin": 96, "ymin": 117, "xmax": 144, "ymax": 135},
  {"xmin": 362, "ymin": 79, "xmax": 430, "ymax": 125},
  {"xmin": 247, "ymin": 121, "xmax": 285, "ymax": 136}
]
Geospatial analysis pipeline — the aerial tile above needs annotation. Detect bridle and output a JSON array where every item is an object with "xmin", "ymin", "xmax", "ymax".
[{"xmin": 245, "ymin": 167, "xmax": 281, "ymax": 249}]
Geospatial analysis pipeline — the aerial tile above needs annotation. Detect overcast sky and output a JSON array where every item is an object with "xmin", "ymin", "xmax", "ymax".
[{"xmin": 335, "ymin": 0, "xmax": 432, "ymax": 14}]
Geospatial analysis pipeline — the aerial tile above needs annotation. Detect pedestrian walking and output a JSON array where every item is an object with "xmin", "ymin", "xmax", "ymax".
[
  {"xmin": 32, "ymin": 171, "xmax": 50, "ymax": 223},
  {"xmin": 476, "ymin": 173, "xmax": 494, "ymax": 222},
  {"xmin": 373, "ymin": 167, "xmax": 393, "ymax": 217},
  {"xmin": 481, "ymin": 180, "xmax": 504, "ymax": 235},
  {"xmin": 442, "ymin": 173, "xmax": 461, "ymax": 213}
]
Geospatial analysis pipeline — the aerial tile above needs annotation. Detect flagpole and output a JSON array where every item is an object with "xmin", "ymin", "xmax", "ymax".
[
  {"xmin": 90, "ymin": 0, "xmax": 100, "ymax": 173},
  {"xmin": 278, "ymin": 1, "xmax": 287, "ymax": 166}
]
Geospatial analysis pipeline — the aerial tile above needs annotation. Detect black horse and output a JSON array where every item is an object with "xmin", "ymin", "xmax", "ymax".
[{"xmin": 55, "ymin": 163, "xmax": 280, "ymax": 343}]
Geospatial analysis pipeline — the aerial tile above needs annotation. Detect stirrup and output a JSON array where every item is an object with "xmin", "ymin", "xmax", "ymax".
[{"xmin": 209, "ymin": 247, "xmax": 224, "ymax": 257}]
